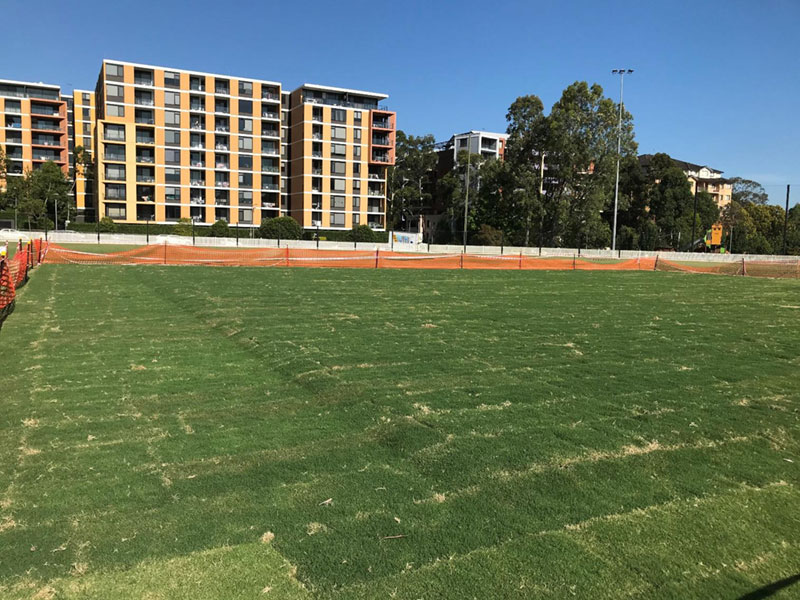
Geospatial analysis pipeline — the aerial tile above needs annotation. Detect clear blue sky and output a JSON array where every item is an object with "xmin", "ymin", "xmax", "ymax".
[{"xmin": 3, "ymin": 0, "xmax": 798, "ymax": 205}]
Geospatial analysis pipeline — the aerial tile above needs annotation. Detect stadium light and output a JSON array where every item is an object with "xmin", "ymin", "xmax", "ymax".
[{"xmin": 611, "ymin": 69, "xmax": 634, "ymax": 252}]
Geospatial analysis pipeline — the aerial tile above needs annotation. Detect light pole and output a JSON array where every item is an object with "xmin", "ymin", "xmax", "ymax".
[
  {"xmin": 463, "ymin": 133, "xmax": 472, "ymax": 252},
  {"xmin": 611, "ymin": 69, "xmax": 633, "ymax": 252}
]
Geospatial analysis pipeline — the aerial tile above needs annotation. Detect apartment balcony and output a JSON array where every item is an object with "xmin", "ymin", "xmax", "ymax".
[
  {"xmin": 372, "ymin": 136, "xmax": 391, "ymax": 146},
  {"xmin": 215, "ymin": 143, "xmax": 229, "ymax": 151},
  {"xmin": 262, "ymin": 91, "xmax": 280, "ymax": 101},
  {"xmin": 137, "ymin": 185, "xmax": 155, "ymax": 202},
  {"xmin": 190, "ymin": 197, "xmax": 205, "ymax": 205},
  {"xmin": 104, "ymin": 153, "xmax": 126, "ymax": 162},
  {"xmin": 31, "ymin": 137, "xmax": 62, "ymax": 147},
  {"xmin": 190, "ymin": 179, "xmax": 205, "ymax": 187},
  {"xmin": 31, "ymin": 120, "xmax": 61, "ymax": 131},
  {"xmin": 311, "ymin": 167, "xmax": 323, "ymax": 175},
  {"xmin": 368, "ymin": 173, "xmax": 385, "ymax": 180},
  {"xmin": 261, "ymin": 147, "xmax": 279, "ymax": 156},
  {"xmin": 262, "ymin": 165, "xmax": 280, "ymax": 174},
  {"xmin": 136, "ymin": 175, "xmax": 155, "ymax": 183},
  {"xmin": 30, "ymin": 103, "xmax": 60, "ymax": 116},
  {"xmin": 262, "ymin": 129, "xmax": 280, "ymax": 138},
  {"xmin": 370, "ymin": 151, "xmax": 392, "ymax": 164},
  {"xmin": 136, "ymin": 154, "xmax": 155, "ymax": 164},
  {"xmin": 135, "ymin": 115, "xmax": 155, "ymax": 125},
  {"xmin": 136, "ymin": 135, "xmax": 155, "ymax": 145},
  {"xmin": 215, "ymin": 125, "xmax": 230, "ymax": 132},
  {"xmin": 368, "ymin": 188, "xmax": 385, "ymax": 197},
  {"xmin": 216, "ymin": 181, "xmax": 231, "ymax": 188},
  {"xmin": 134, "ymin": 97, "xmax": 154, "ymax": 106},
  {"xmin": 373, "ymin": 119, "xmax": 391, "ymax": 129},
  {"xmin": 190, "ymin": 120, "xmax": 205, "ymax": 130},
  {"xmin": 262, "ymin": 183, "xmax": 279, "ymax": 191},
  {"xmin": 311, "ymin": 150, "xmax": 323, "ymax": 158},
  {"xmin": 262, "ymin": 111, "xmax": 280, "ymax": 120},
  {"xmin": 190, "ymin": 102, "xmax": 205, "ymax": 111},
  {"xmin": 368, "ymin": 202, "xmax": 383, "ymax": 213}
]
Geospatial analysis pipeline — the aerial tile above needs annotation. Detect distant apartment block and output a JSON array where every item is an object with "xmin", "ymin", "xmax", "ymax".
[
  {"xmin": 436, "ymin": 130, "xmax": 507, "ymax": 176},
  {"xmin": 0, "ymin": 79, "xmax": 70, "ymax": 184},
  {"xmin": 1, "ymin": 61, "xmax": 396, "ymax": 231},
  {"xmin": 288, "ymin": 84, "xmax": 394, "ymax": 230},
  {"xmin": 639, "ymin": 154, "xmax": 732, "ymax": 209}
]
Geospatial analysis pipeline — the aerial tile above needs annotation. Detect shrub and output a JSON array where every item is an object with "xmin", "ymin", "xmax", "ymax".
[
  {"xmin": 350, "ymin": 224, "xmax": 377, "ymax": 243},
  {"xmin": 174, "ymin": 218, "xmax": 193, "ymax": 236},
  {"xmin": 472, "ymin": 224, "xmax": 504, "ymax": 246},
  {"xmin": 98, "ymin": 217, "xmax": 117, "ymax": 233},
  {"xmin": 259, "ymin": 216, "xmax": 302, "ymax": 240},
  {"xmin": 209, "ymin": 219, "xmax": 230, "ymax": 238}
]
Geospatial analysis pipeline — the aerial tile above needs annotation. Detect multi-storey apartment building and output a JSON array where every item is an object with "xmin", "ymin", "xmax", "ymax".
[
  {"xmin": 72, "ymin": 90, "xmax": 97, "ymax": 221},
  {"xmin": 287, "ymin": 84, "xmax": 395, "ymax": 230},
  {"xmin": 0, "ymin": 79, "xmax": 70, "ymax": 184},
  {"xmin": 92, "ymin": 60, "xmax": 284, "ymax": 225}
]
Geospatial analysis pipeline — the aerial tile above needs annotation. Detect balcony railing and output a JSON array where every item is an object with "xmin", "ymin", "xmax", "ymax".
[
  {"xmin": 190, "ymin": 180, "xmax": 205, "ymax": 187},
  {"xmin": 262, "ymin": 183, "xmax": 279, "ymax": 191},
  {"xmin": 373, "ymin": 120, "xmax": 390, "ymax": 129},
  {"xmin": 262, "ymin": 165, "xmax": 280, "ymax": 173},
  {"xmin": 215, "ymin": 144, "xmax": 229, "ymax": 151},
  {"xmin": 136, "ymin": 136, "xmax": 155, "ymax": 144},
  {"xmin": 191, "ymin": 160, "xmax": 205, "ymax": 167},
  {"xmin": 134, "ymin": 77, "xmax": 154, "ymax": 86},
  {"xmin": 32, "ymin": 122, "xmax": 60, "ymax": 131},
  {"xmin": 262, "ymin": 112, "xmax": 279, "ymax": 120},
  {"xmin": 135, "ymin": 98, "xmax": 154, "ymax": 106},
  {"xmin": 215, "ymin": 162, "xmax": 229, "ymax": 169},
  {"xmin": 261, "ymin": 147, "xmax": 279, "ymax": 155},
  {"xmin": 262, "ymin": 92, "xmax": 280, "ymax": 101},
  {"xmin": 311, "ymin": 151, "xmax": 322, "ymax": 158},
  {"xmin": 372, "ymin": 137, "xmax": 390, "ymax": 146},
  {"xmin": 104, "ymin": 154, "xmax": 126, "ymax": 162},
  {"xmin": 215, "ymin": 126, "xmax": 230, "ymax": 132},
  {"xmin": 136, "ymin": 156, "xmax": 155, "ymax": 163},
  {"xmin": 135, "ymin": 117, "xmax": 155, "ymax": 124},
  {"xmin": 190, "ymin": 103, "xmax": 205, "ymax": 111},
  {"xmin": 311, "ymin": 168, "xmax": 323, "ymax": 175},
  {"xmin": 190, "ymin": 122, "xmax": 204, "ymax": 130},
  {"xmin": 372, "ymin": 153, "xmax": 390, "ymax": 162},
  {"xmin": 368, "ymin": 189, "xmax": 384, "ymax": 197},
  {"xmin": 136, "ymin": 175, "xmax": 155, "ymax": 183}
]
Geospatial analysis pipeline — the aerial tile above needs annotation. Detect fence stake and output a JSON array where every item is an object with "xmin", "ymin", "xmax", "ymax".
[
  {"xmin": 573, "ymin": 254, "xmax": 576, "ymax": 270},
  {"xmin": 519, "ymin": 252, "xmax": 523, "ymax": 269},
  {"xmin": 375, "ymin": 249, "xmax": 379, "ymax": 269},
  {"xmin": 460, "ymin": 253, "xmax": 464, "ymax": 269},
  {"xmin": 741, "ymin": 257, "xmax": 746, "ymax": 276},
  {"xmin": 653, "ymin": 255, "xmax": 659, "ymax": 271},
  {"xmin": 164, "ymin": 241, "xmax": 167, "ymax": 265}
]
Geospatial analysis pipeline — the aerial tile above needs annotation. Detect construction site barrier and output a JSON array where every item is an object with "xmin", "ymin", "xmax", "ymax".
[
  {"xmin": 0, "ymin": 240, "xmax": 43, "ymax": 328},
  {"xmin": 39, "ymin": 243, "xmax": 800, "ymax": 278}
]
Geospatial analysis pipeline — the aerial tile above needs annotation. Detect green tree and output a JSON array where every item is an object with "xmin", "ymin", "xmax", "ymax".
[
  {"xmin": 730, "ymin": 177, "xmax": 769, "ymax": 206},
  {"xmin": 174, "ymin": 217, "xmax": 193, "ymax": 236},
  {"xmin": 259, "ymin": 216, "xmax": 302, "ymax": 240},
  {"xmin": 98, "ymin": 217, "xmax": 117, "ymax": 233},
  {"xmin": 435, "ymin": 150, "xmax": 487, "ymax": 242},
  {"xmin": 387, "ymin": 131, "xmax": 437, "ymax": 230},
  {"xmin": 349, "ymin": 224, "xmax": 376, "ymax": 242},
  {"xmin": 209, "ymin": 219, "xmax": 230, "ymax": 237},
  {"xmin": 472, "ymin": 224, "xmax": 504, "ymax": 246}
]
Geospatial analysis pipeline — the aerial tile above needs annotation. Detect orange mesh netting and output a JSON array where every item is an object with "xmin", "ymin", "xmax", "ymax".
[{"xmin": 41, "ymin": 244, "xmax": 800, "ymax": 278}]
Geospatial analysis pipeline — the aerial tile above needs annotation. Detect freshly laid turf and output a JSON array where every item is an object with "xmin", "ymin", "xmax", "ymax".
[{"xmin": 1, "ymin": 265, "xmax": 799, "ymax": 599}]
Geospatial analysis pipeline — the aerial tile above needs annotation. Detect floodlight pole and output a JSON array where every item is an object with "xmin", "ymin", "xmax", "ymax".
[
  {"xmin": 783, "ymin": 185, "xmax": 791, "ymax": 255},
  {"xmin": 463, "ymin": 133, "xmax": 472, "ymax": 253},
  {"xmin": 611, "ymin": 69, "xmax": 633, "ymax": 252}
]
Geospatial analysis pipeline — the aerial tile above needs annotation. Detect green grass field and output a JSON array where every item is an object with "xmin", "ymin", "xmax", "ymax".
[{"xmin": 2, "ymin": 265, "xmax": 800, "ymax": 599}]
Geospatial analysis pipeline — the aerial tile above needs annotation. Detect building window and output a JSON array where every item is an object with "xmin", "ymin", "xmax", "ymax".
[
  {"xmin": 331, "ymin": 195, "xmax": 345, "ymax": 209},
  {"xmin": 331, "ymin": 143, "xmax": 346, "ymax": 157},
  {"xmin": 331, "ymin": 161, "xmax": 346, "ymax": 175},
  {"xmin": 165, "ymin": 205, "xmax": 182, "ymax": 221},
  {"xmin": 105, "ymin": 184, "xmax": 126, "ymax": 200},
  {"xmin": 105, "ymin": 203, "xmax": 126, "ymax": 218},
  {"xmin": 165, "ymin": 148, "xmax": 181, "ymax": 164},
  {"xmin": 164, "ymin": 110, "xmax": 180, "ymax": 126},
  {"xmin": 331, "ymin": 108, "xmax": 346, "ymax": 123},
  {"xmin": 107, "ymin": 104, "xmax": 125, "ymax": 117},
  {"xmin": 239, "ymin": 190, "xmax": 253, "ymax": 205},
  {"xmin": 332, "ymin": 178, "xmax": 346, "ymax": 192},
  {"xmin": 215, "ymin": 78, "xmax": 229, "ymax": 94},
  {"xmin": 239, "ymin": 155, "xmax": 253, "ymax": 170},
  {"xmin": 105, "ymin": 164, "xmax": 126, "ymax": 181},
  {"xmin": 106, "ymin": 84, "xmax": 124, "ymax": 101},
  {"xmin": 354, "ymin": 146, "xmax": 361, "ymax": 159},
  {"xmin": 239, "ymin": 208, "xmax": 253, "ymax": 223},
  {"xmin": 165, "ymin": 129, "xmax": 181, "ymax": 147},
  {"xmin": 331, "ymin": 212, "xmax": 345, "ymax": 226},
  {"xmin": 104, "ymin": 144, "xmax": 125, "ymax": 161},
  {"xmin": 353, "ymin": 197, "xmax": 361, "ymax": 210},
  {"xmin": 353, "ymin": 162, "xmax": 360, "ymax": 175},
  {"xmin": 82, "ymin": 107, "xmax": 91, "ymax": 120},
  {"xmin": 352, "ymin": 179, "xmax": 361, "ymax": 191},
  {"xmin": 164, "ymin": 71, "xmax": 181, "ymax": 88},
  {"xmin": 239, "ymin": 99, "xmax": 252, "ymax": 115},
  {"xmin": 238, "ymin": 172, "xmax": 252, "ymax": 188},
  {"xmin": 239, "ymin": 118, "xmax": 252, "ymax": 133},
  {"xmin": 165, "ymin": 91, "xmax": 181, "ymax": 107},
  {"xmin": 331, "ymin": 126, "xmax": 346, "ymax": 141},
  {"xmin": 165, "ymin": 168, "xmax": 181, "ymax": 184},
  {"xmin": 238, "ymin": 81, "xmax": 253, "ymax": 97},
  {"xmin": 82, "ymin": 92, "xmax": 91, "ymax": 103},
  {"xmin": 165, "ymin": 187, "xmax": 181, "ymax": 202},
  {"xmin": 239, "ymin": 136, "xmax": 253, "ymax": 151},
  {"xmin": 353, "ymin": 213, "xmax": 360, "ymax": 225},
  {"xmin": 104, "ymin": 124, "xmax": 125, "ymax": 141},
  {"xmin": 215, "ymin": 207, "xmax": 229, "ymax": 221},
  {"xmin": 106, "ymin": 63, "xmax": 124, "ymax": 79}
]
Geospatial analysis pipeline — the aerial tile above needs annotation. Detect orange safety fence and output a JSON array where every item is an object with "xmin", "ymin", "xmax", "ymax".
[
  {"xmin": 38, "ymin": 243, "xmax": 693, "ymax": 274},
  {"xmin": 1, "ymin": 239, "xmax": 44, "ymax": 325}
]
